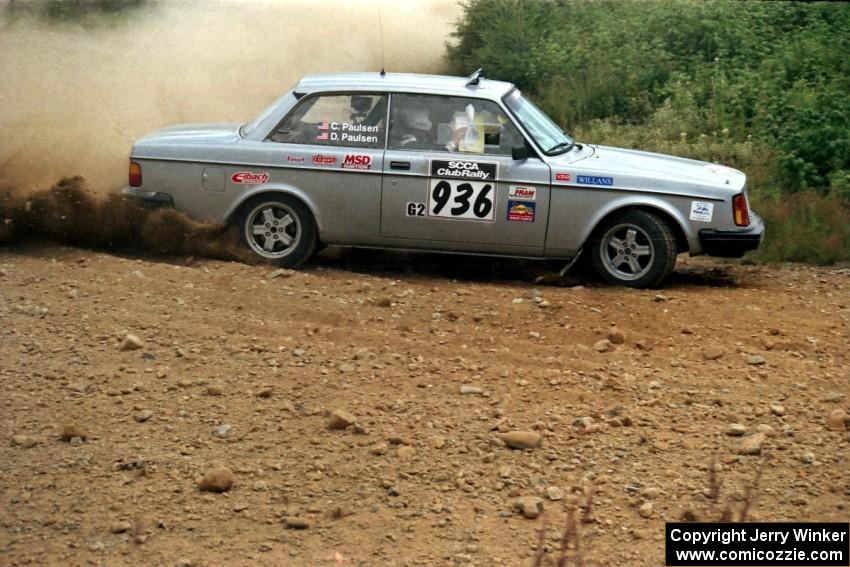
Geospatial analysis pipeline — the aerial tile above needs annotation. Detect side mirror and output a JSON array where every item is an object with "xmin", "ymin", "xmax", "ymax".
[{"xmin": 511, "ymin": 145, "xmax": 530, "ymax": 161}]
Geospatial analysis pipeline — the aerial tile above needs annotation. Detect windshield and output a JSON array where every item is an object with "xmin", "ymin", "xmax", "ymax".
[
  {"xmin": 504, "ymin": 89, "xmax": 573, "ymax": 155},
  {"xmin": 239, "ymin": 92, "xmax": 295, "ymax": 138}
]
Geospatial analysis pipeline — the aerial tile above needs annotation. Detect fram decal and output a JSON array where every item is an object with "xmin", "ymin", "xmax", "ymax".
[
  {"xmin": 231, "ymin": 171, "xmax": 269, "ymax": 184},
  {"xmin": 507, "ymin": 200, "xmax": 536, "ymax": 222},
  {"xmin": 430, "ymin": 159, "xmax": 497, "ymax": 181},
  {"xmin": 689, "ymin": 201, "xmax": 714, "ymax": 222},
  {"xmin": 508, "ymin": 185, "xmax": 536, "ymax": 201},
  {"xmin": 576, "ymin": 175, "xmax": 614, "ymax": 186},
  {"xmin": 312, "ymin": 155, "xmax": 337, "ymax": 165},
  {"xmin": 341, "ymin": 154, "xmax": 373, "ymax": 170},
  {"xmin": 555, "ymin": 172, "xmax": 570, "ymax": 182},
  {"xmin": 287, "ymin": 156, "xmax": 305, "ymax": 164}
]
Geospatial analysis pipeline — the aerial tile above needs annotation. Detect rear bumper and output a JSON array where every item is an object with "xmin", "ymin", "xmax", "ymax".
[
  {"xmin": 121, "ymin": 187, "xmax": 174, "ymax": 207},
  {"xmin": 698, "ymin": 212, "xmax": 764, "ymax": 258}
]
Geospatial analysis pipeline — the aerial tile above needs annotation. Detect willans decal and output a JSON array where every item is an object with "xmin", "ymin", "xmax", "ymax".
[{"xmin": 576, "ymin": 175, "xmax": 614, "ymax": 186}]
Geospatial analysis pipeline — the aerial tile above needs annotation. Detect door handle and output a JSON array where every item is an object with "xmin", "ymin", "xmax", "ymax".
[{"xmin": 390, "ymin": 161, "xmax": 411, "ymax": 170}]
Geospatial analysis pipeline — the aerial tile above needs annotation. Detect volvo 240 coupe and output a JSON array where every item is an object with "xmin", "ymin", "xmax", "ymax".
[{"xmin": 123, "ymin": 70, "xmax": 763, "ymax": 287}]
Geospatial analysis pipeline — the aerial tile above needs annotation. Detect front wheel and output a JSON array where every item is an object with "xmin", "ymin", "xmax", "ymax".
[
  {"xmin": 589, "ymin": 209, "xmax": 677, "ymax": 288},
  {"xmin": 239, "ymin": 195, "xmax": 317, "ymax": 267}
]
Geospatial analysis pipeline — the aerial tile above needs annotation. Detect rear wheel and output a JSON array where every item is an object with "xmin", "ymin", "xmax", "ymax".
[
  {"xmin": 589, "ymin": 209, "xmax": 677, "ymax": 288},
  {"xmin": 239, "ymin": 195, "xmax": 317, "ymax": 267}
]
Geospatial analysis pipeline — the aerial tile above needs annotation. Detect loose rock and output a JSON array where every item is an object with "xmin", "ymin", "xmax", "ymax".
[
  {"xmin": 594, "ymin": 339, "xmax": 615, "ymax": 353},
  {"xmin": 725, "ymin": 423, "xmax": 747, "ymax": 437},
  {"xmin": 500, "ymin": 431, "xmax": 541, "ymax": 450},
  {"xmin": 638, "ymin": 502, "xmax": 653, "ymax": 518},
  {"xmin": 327, "ymin": 409, "xmax": 357, "ymax": 430},
  {"xmin": 110, "ymin": 521, "xmax": 133, "ymax": 534},
  {"xmin": 546, "ymin": 487, "xmax": 565, "ymax": 501},
  {"xmin": 284, "ymin": 517, "xmax": 310, "ymax": 529},
  {"xmin": 826, "ymin": 409, "xmax": 848, "ymax": 431},
  {"xmin": 121, "ymin": 334, "xmax": 144, "ymax": 351},
  {"xmin": 11, "ymin": 434, "xmax": 38, "ymax": 448},
  {"xmin": 60, "ymin": 423, "xmax": 87, "ymax": 442},
  {"xmin": 702, "ymin": 347, "xmax": 724, "ymax": 361},
  {"xmin": 134, "ymin": 410, "xmax": 154, "ymax": 423},
  {"xmin": 198, "ymin": 467, "xmax": 233, "ymax": 493},
  {"xmin": 607, "ymin": 327, "xmax": 625, "ymax": 344},
  {"xmin": 738, "ymin": 432, "xmax": 766, "ymax": 455},
  {"xmin": 514, "ymin": 496, "xmax": 544, "ymax": 519}
]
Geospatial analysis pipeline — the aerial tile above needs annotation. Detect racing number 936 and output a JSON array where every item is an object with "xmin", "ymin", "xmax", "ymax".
[{"xmin": 428, "ymin": 159, "xmax": 497, "ymax": 221}]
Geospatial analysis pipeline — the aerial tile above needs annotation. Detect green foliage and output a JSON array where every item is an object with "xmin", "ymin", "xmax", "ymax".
[
  {"xmin": 4, "ymin": 0, "xmax": 153, "ymax": 26},
  {"xmin": 448, "ymin": 0, "xmax": 850, "ymax": 263}
]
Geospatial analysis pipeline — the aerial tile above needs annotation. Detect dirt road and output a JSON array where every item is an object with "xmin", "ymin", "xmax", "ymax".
[{"xmin": 1, "ymin": 243, "xmax": 848, "ymax": 566}]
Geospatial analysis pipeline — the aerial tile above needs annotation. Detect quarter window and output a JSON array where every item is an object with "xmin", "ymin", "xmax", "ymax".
[
  {"xmin": 268, "ymin": 94, "xmax": 387, "ymax": 149},
  {"xmin": 388, "ymin": 94, "xmax": 523, "ymax": 155}
]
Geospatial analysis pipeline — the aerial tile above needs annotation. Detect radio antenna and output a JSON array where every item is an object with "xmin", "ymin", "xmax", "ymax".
[{"xmin": 377, "ymin": 1, "xmax": 386, "ymax": 76}]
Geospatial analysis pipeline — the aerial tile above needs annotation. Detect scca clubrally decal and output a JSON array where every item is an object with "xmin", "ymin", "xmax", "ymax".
[{"xmin": 430, "ymin": 159, "xmax": 498, "ymax": 181}]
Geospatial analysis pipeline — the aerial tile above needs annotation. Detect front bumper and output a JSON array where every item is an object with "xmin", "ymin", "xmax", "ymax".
[
  {"xmin": 121, "ymin": 187, "xmax": 174, "ymax": 208},
  {"xmin": 698, "ymin": 212, "xmax": 765, "ymax": 258}
]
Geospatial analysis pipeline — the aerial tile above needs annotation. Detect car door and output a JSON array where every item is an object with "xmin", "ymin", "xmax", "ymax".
[
  {"xmin": 380, "ymin": 93, "xmax": 550, "ymax": 256},
  {"xmin": 257, "ymin": 92, "xmax": 388, "ymax": 244}
]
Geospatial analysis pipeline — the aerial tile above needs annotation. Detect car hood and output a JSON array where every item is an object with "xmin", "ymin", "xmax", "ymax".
[
  {"xmin": 136, "ymin": 123, "xmax": 243, "ymax": 145},
  {"xmin": 553, "ymin": 144, "xmax": 746, "ymax": 191}
]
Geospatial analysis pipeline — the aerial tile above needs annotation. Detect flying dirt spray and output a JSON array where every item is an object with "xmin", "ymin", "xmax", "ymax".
[{"xmin": 0, "ymin": 0, "xmax": 461, "ymax": 257}]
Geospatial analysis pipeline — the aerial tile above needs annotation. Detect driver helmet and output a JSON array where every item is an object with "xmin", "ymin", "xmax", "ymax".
[{"xmin": 402, "ymin": 108, "xmax": 432, "ymax": 132}]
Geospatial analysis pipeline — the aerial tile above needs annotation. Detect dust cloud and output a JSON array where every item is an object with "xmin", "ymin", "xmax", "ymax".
[
  {"xmin": 0, "ymin": 177, "xmax": 255, "ymax": 261},
  {"xmin": 0, "ymin": 0, "xmax": 462, "ymax": 193}
]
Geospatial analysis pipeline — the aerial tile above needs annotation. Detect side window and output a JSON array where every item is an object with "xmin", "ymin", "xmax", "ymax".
[
  {"xmin": 388, "ymin": 94, "xmax": 523, "ymax": 155},
  {"xmin": 268, "ymin": 94, "xmax": 387, "ymax": 149}
]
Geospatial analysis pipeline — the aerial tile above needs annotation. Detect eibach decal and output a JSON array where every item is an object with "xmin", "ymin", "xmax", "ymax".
[
  {"xmin": 555, "ymin": 172, "xmax": 570, "ymax": 182},
  {"xmin": 341, "ymin": 154, "xmax": 373, "ymax": 170},
  {"xmin": 231, "ymin": 171, "xmax": 269, "ymax": 184},
  {"xmin": 312, "ymin": 155, "xmax": 337, "ymax": 165}
]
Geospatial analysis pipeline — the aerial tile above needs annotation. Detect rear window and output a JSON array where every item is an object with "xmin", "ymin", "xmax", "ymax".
[{"xmin": 267, "ymin": 94, "xmax": 387, "ymax": 149}]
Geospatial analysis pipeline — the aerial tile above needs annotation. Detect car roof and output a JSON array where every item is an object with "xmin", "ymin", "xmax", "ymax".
[{"xmin": 294, "ymin": 72, "xmax": 516, "ymax": 100}]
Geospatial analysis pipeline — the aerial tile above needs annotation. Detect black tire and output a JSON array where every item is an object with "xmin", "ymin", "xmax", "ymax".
[
  {"xmin": 238, "ymin": 194, "xmax": 317, "ymax": 267},
  {"xmin": 589, "ymin": 209, "xmax": 677, "ymax": 288}
]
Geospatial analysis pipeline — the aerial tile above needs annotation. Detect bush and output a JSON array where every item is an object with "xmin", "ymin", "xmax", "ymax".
[{"xmin": 447, "ymin": 0, "xmax": 850, "ymax": 262}]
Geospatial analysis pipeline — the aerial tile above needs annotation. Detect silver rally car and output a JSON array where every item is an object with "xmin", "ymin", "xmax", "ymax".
[{"xmin": 123, "ymin": 70, "xmax": 764, "ymax": 287}]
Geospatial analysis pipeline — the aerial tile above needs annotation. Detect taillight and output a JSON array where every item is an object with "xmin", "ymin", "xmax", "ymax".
[
  {"xmin": 733, "ymin": 193, "xmax": 750, "ymax": 226},
  {"xmin": 129, "ymin": 161, "xmax": 142, "ymax": 187}
]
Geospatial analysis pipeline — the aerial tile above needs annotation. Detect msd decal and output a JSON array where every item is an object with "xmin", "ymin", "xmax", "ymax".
[
  {"xmin": 312, "ymin": 155, "xmax": 336, "ymax": 165},
  {"xmin": 555, "ymin": 172, "xmax": 570, "ymax": 182},
  {"xmin": 341, "ymin": 154, "xmax": 373, "ymax": 170},
  {"xmin": 231, "ymin": 171, "xmax": 269, "ymax": 185}
]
